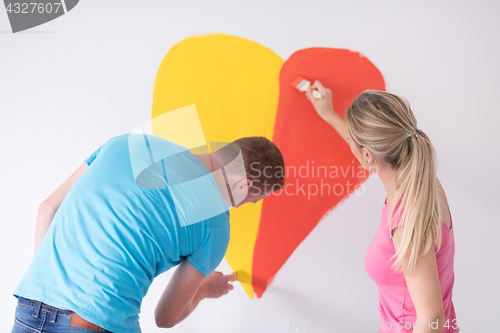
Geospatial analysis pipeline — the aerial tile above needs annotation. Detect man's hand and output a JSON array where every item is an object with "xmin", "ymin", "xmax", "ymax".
[
  {"xmin": 200, "ymin": 271, "xmax": 234, "ymax": 299},
  {"xmin": 155, "ymin": 260, "xmax": 234, "ymax": 328}
]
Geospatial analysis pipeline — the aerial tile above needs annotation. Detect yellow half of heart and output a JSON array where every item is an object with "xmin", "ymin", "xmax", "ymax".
[{"xmin": 151, "ymin": 34, "xmax": 284, "ymax": 298}]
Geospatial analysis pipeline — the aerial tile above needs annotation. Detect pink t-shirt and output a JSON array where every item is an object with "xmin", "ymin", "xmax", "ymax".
[{"xmin": 365, "ymin": 198, "xmax": 459, "ymax": 332}]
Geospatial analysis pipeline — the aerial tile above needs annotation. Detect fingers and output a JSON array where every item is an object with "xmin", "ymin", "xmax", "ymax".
[
  {"xmin": 210, "ymin": 272, "xmax": 237, "ymax": 298},
  {"xmin": 213, "ymin": 272, "xmax": 234, "ymax": 283},
  {"xmin": 218, "ymin": 274, "xmax": 235, "ymax": 286},
  {"xmin": 203, "ymin": 272, "xmax": 238, "ymax": 298},
  {"xmin": 221, "ymin": 282, "xmax": 233, "ymax": 297},
  {"xmin": 221, "ymin": 274, "xmax": 235, "ymax": 291},
  {"xmin": 306, "ymin": 86, "xmax": 324, "ymax": 102},
  {"xmin": 311, "ymin": 80, "xmax": 325, "ymax": 92},
  {"xmin": 226, "ymin": 273, "xmax": 236, "ymax": 282},
  {"xmin": 305, "ymin": 87, "xmax": 313, "ymax": 101},
  {"xmin": 217, "ymin": 276, "xmax": 234, "ymax": 298},
  {"xmin": 217, "ymin": 289, "xmax": 230, "ymax": 298}
]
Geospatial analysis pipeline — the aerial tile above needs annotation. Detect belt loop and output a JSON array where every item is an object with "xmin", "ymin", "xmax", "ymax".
[
  {"xmin": 33, "ymin": 301, "xmax": 42, "ymax": 318},
  {"xmin": 50, "ymin": 309, "xmax": 58, "ymax": 323}
]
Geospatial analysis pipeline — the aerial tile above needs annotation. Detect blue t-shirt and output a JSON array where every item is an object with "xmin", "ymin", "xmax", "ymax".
[{"xmin": 13, "ymin": 134, "xmax": 230, "ymax": 333}]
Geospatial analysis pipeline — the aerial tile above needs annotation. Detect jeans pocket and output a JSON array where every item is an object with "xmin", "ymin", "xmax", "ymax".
[{"xmin": 13, "ymin": 303, "xmax": 39, "ymax": 333}]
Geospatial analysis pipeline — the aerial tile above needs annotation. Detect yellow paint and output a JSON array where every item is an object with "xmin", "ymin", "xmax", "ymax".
[
  {"xmin": 151, "ymin": 34, "xmax": 283, "ymax": 298},
  {"xmin": 151, "ymin": 104, "xmax": 207, "ymax": 149}
]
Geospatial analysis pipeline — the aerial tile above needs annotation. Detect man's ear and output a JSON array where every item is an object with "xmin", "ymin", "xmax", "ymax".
[{"xmin": 233, "ymin": 179, "xmax": 252, "ymax": 191}]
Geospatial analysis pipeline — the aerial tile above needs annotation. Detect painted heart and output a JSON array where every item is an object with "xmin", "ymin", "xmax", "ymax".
[{"xmin": 150, "ymin": 35, "xmax": 386, "ymax": 298}]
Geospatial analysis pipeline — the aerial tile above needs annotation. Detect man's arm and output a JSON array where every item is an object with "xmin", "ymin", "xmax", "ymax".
[
  {"xmin": 155, "ymin": 259, "xmax": 234, "ymax": 328},
  {"xmin": 34, "ymin": 162, "xmax": 88, "ymax": 254},
  {"xmin": 392, "ymin": 228, "xmax": 445, "ymax": 332}
]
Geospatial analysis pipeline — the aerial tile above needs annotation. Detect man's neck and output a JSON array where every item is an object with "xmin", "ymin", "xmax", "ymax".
[
  {"xmin": 193, "ymin": 153, "xmax": 234, "ymax": 208},
  {"xmin": 193, "ymin": 153, "xmax": 214, "ymax": 172}
]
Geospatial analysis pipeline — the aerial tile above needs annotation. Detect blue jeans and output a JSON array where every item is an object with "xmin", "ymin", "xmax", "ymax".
[{"xmin": 12, "ymin": 296, "xmax": 113, "ymax": 333}]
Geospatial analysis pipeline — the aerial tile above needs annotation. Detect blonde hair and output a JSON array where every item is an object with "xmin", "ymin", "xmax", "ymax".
[{"xmin": 345, "ymin": 90, "xmax": 442, "ymax": 276}]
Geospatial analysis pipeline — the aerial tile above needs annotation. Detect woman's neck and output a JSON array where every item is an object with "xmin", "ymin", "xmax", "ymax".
[{"xmin": 377, "ymin": 162, "xmax": 398, "ymax": 205}]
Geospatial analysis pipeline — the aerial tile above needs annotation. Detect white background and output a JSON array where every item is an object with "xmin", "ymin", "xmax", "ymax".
[{"xmin": 1, "ymin": 1, "xmax": 499, "ymax": 332}]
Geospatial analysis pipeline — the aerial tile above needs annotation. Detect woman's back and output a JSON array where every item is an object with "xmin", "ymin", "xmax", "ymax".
[{"xmin": 365, "ymin": 183, "xmax": 459, "ymax": 332}]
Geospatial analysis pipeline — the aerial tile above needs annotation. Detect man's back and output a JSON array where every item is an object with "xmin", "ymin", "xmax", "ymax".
[{"xmin": 13, "ymin": 134, "xmax": 230, "ymax": 333}]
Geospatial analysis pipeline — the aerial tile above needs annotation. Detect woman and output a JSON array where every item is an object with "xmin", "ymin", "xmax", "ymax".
[{"xmin": 306, "ymin": 82, "xmax": 459, "ymax": 333}]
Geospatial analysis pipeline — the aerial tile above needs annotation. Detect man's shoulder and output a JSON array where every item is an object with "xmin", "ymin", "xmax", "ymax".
[
  {"xmin": 204, "ymin": 210, "xmax": 230, "ymax": 230},
  {"xmin": 99, "ymin": 133, "xmax": 130, "ymax": 150}
]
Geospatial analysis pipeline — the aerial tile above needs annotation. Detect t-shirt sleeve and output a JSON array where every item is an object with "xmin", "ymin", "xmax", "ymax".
[
  {"xmin": 187, "ymin": 223, "xmax": 230, "ymax": 277},
  {"xmin": 84, "ymin": 135, "xmax": 124, "ymax": 166},
  {"xmin": 84, "ymin": 146, "xmax": 103, "ymax": 166}
]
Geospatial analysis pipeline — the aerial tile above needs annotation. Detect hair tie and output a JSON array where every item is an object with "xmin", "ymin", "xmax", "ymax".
[{"xmin": 406, "ymin": 126, "xmax": 423, "ymax": 141}]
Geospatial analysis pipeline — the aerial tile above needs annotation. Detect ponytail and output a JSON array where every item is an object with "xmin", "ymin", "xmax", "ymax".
[{"xmin": 389, "ymin": 129, "xmax": 442, "ymax": 276}]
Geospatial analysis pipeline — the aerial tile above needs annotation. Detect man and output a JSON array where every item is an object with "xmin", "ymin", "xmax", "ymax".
[{"xmin": 11, "ymin": 133, "xmax": 284, "ymax": 333}]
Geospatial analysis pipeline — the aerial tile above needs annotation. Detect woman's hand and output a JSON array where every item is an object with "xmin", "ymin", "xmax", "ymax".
[
  {"xmin": 305, "ymin": 80, "xmax": 336, "ymax": 124},
  {"xmin": 305, "ymin": 80, "xmax": 349, "ymax": 144}
]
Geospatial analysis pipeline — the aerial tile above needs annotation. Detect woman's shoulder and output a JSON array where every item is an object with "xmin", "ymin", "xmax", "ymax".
[{"xmin": 437, "ymin": 179, "xmax": 452, "ymax": 230}]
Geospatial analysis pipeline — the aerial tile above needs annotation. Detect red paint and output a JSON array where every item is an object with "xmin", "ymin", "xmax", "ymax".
[
  {"xmin": 289, "ymin": 75, "xmax": 306, "ymax": 89},
  {"xmin": 252, "ymin": 48, "xmax": 386, "ymax": 298}
]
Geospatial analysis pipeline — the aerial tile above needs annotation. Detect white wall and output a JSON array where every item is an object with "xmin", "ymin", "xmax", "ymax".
[{"xmin": 1, "ymin": 1, "xmax": 499, "ymax": 332}]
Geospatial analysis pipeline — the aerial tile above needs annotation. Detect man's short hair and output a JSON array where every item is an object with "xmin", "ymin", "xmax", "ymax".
[{"xmin": 215, "ymin": 137, "xmax": 285, "ymax": 195}]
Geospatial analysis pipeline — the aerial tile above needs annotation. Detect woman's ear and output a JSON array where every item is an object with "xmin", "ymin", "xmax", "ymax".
[{"xmin": 362, "ymin": 147, "xmax": 374, "ymax": 164}]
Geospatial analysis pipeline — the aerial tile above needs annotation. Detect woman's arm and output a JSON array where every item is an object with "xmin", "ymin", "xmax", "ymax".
[
  {"xmin": 305, "ymin": 81, "xmax": 349, "ymax": 144},
  {"xmin": 34, "ymin": 162, "xmax": 88, "ymax": 254},
  {"xmin": 392, "ymin": 228, "xmax": 445, "ymax": 332}
]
